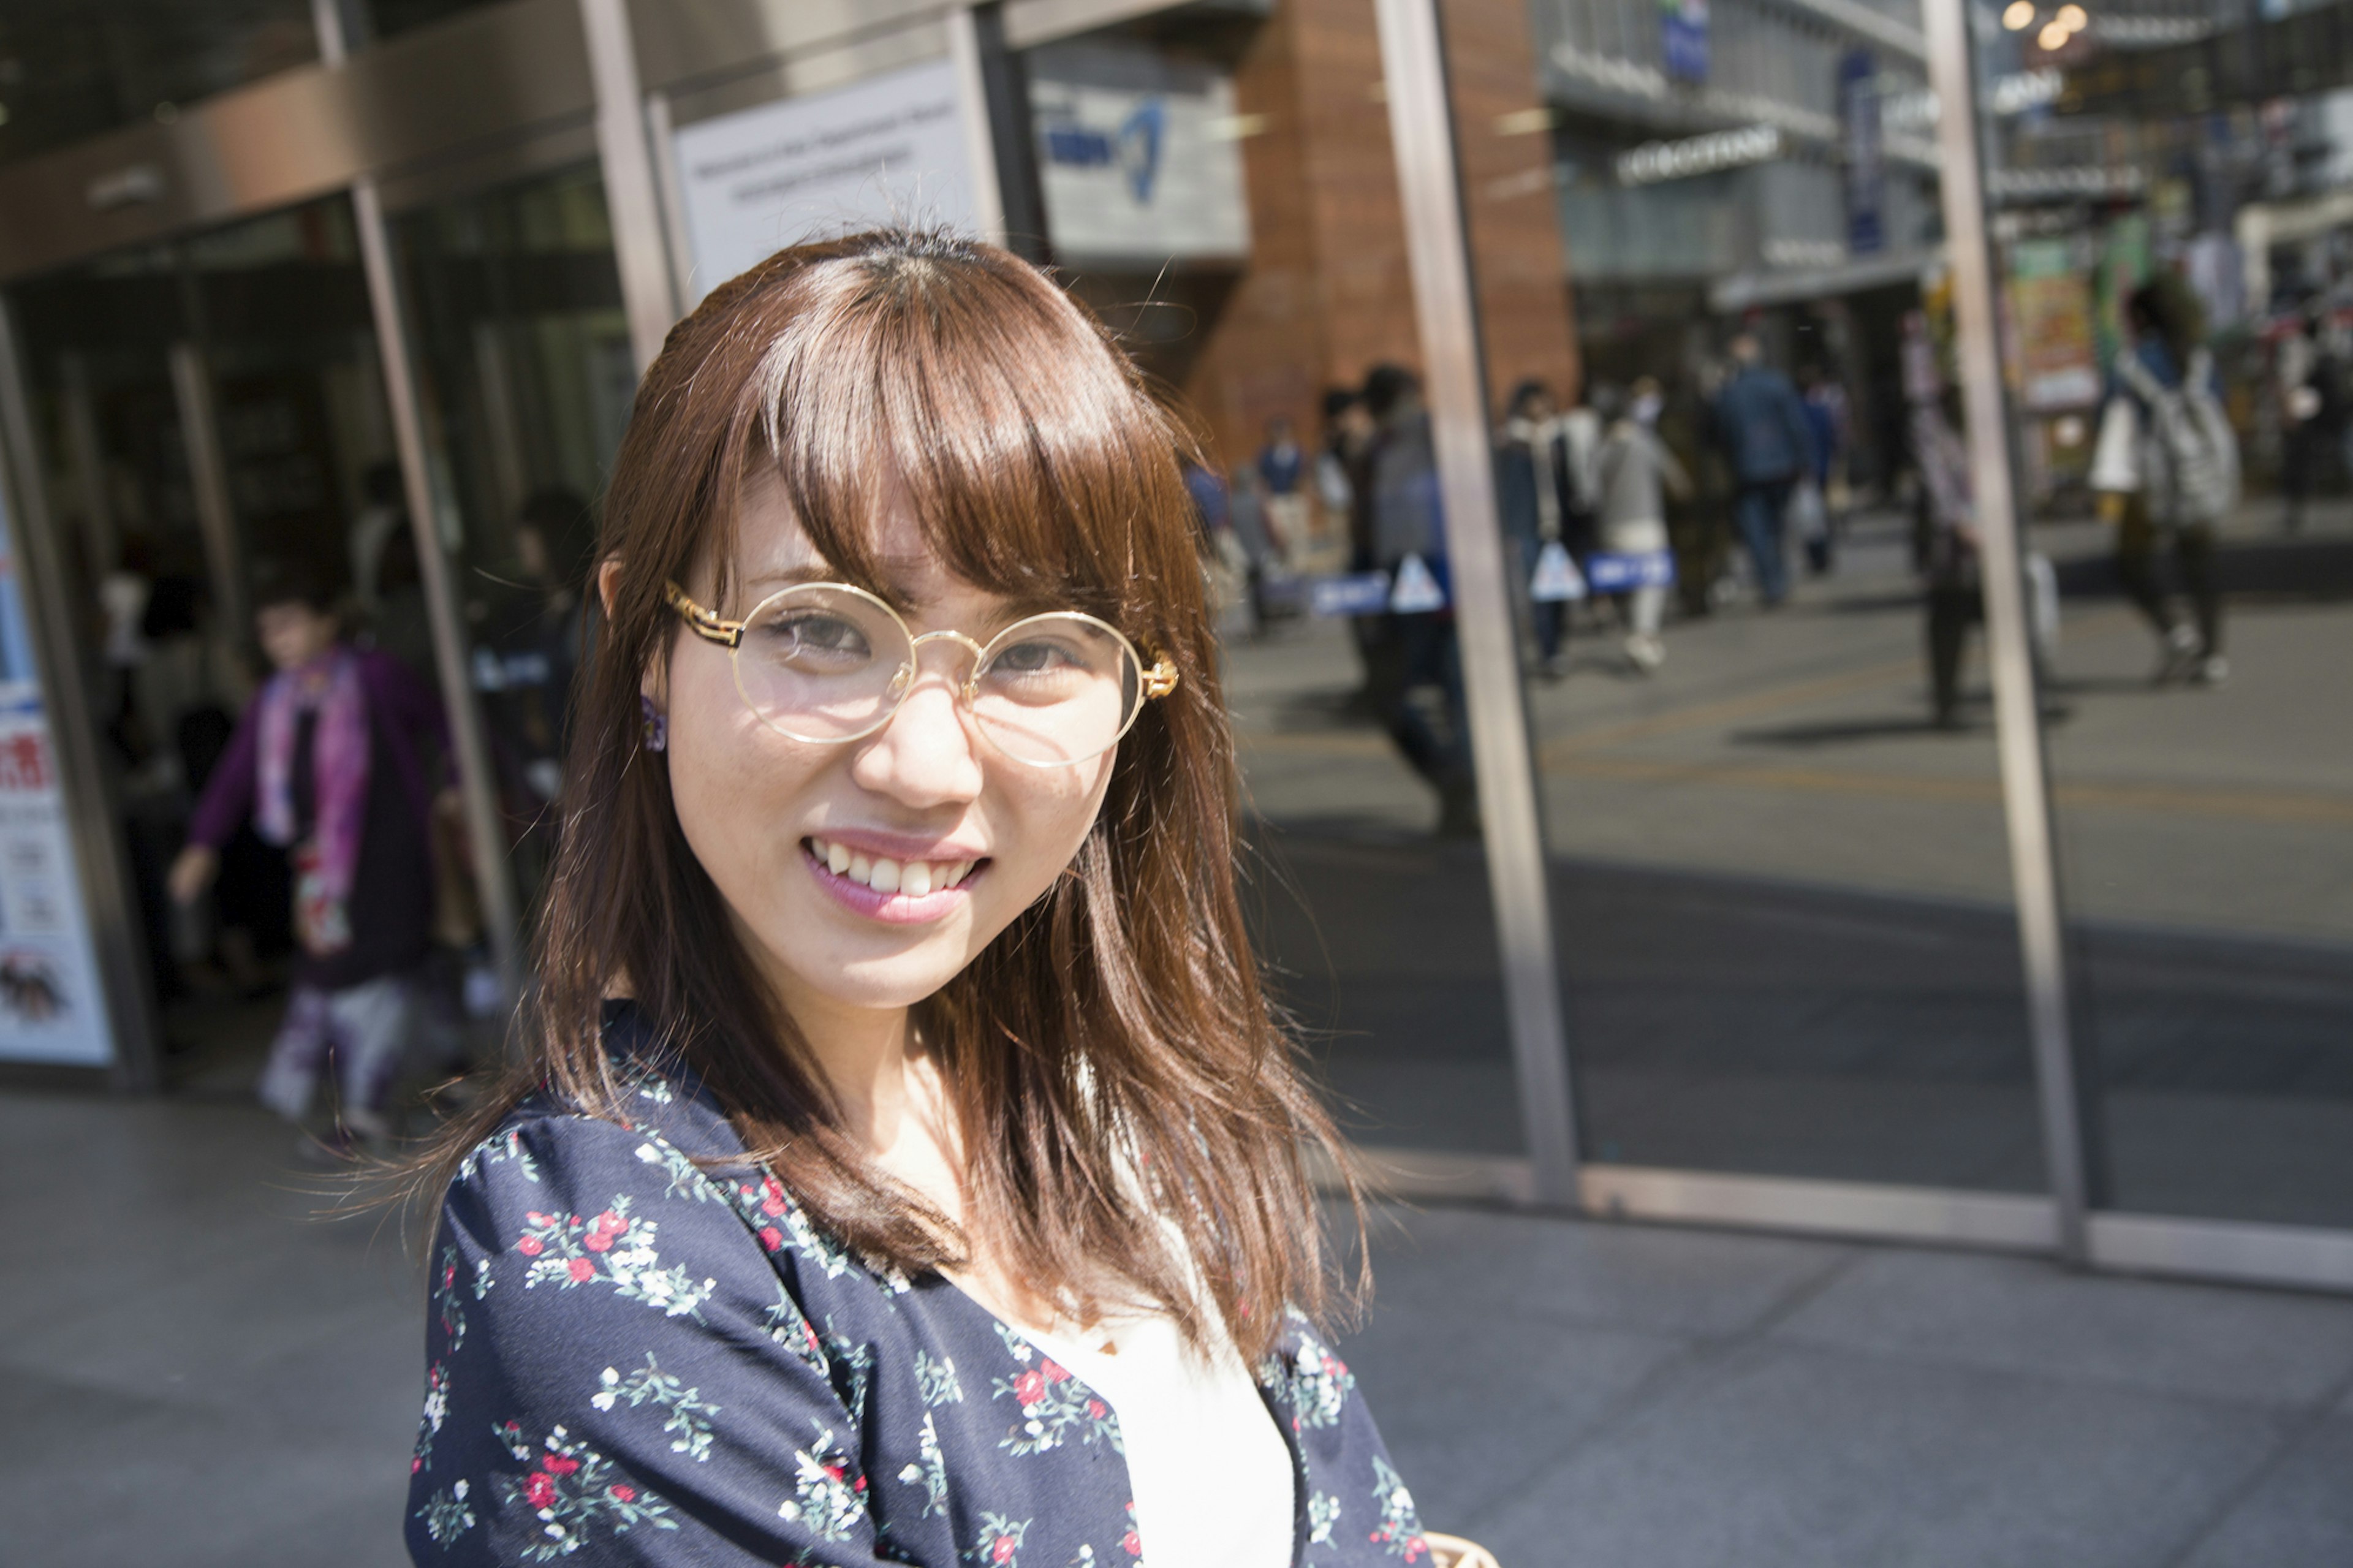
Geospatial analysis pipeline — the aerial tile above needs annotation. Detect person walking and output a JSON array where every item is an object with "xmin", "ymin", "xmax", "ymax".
[
  {"xmin": 2275, "ymin": 308, "xmax": 2341, "ymax": 534},
  {"xmin": 1495, "ymin": 377, "xmax": 1570, "ymax": 672},
  {"xmin": 398, "ymin": 229, "xmax": 1433, "ymax": 1568},
  {"xmin": 1711, "ymin": 331, "xmax": 1817, "ymax": 607},
  {"xmin": 169, "ymin": 562, "xmax": 453, "ymax": 1146},
  {"xmin": 1593, "ymin": 377, "xmax": 1691, "ymax": 673},
  {"xmin": 2090, "ymin": 279, "xmax": 2239, "ymax": 685}
]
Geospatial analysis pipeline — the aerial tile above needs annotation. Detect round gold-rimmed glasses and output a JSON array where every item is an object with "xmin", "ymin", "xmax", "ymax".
[{"xmin": 665, "ymin": 580, "xmax": 1179, "ymax": 768}]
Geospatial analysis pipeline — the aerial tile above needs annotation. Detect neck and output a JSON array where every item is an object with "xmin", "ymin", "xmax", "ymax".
[{"xmin": 753, "ymin": 950, "xmax": 920, "ymax": 1150}]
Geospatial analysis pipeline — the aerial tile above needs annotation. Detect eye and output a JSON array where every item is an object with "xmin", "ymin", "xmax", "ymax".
[
  {"xmin": 754, "ymin": 611, "xmax": 874, "ymax": 669},
  {"xmin": 987, "ymin": 637, "xmax": 1085, "ymax": 677}
]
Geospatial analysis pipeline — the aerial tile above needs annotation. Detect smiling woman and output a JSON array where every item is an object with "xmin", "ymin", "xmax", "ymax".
[{"xmin": 398, "ymin": 229, "xmax": 1427, "ymax": 1567}]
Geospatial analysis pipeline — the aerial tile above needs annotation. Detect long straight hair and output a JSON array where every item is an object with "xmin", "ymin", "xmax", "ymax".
[{"xmin": 414, "ymin": 230, "xmax": 1362, "ymax": 1360}]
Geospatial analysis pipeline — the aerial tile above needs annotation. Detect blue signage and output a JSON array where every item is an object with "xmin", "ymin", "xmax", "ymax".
[
  {"xmin": 1839, "ymin": 49, "xmax": 1885, "ymax": 256},
  {"xmin": 1308, "ymin": 572, "xmax": 1394, "ymax": 618},
  {"xmin": 1040, "ymin": 97, "xmax": 1167, "ymax": 203},
  {"xmin": 1662, "ymin": 0, "xmax": 1710, "ymax": 84},
  {"xmin": 1585, "ymin": 551, "xmax": 1677, "ymax": 591}
]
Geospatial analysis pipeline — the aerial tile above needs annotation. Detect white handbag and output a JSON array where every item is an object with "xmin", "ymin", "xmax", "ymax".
[{"xmin": 2088, "ymin": 395, "xmax": 2140, "ymax": 494}]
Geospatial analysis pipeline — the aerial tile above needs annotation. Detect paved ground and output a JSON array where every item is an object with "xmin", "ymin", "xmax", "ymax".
[{"xmin": 11, "ymin": 1084, "xmax": 2353, "ymax": 1567}]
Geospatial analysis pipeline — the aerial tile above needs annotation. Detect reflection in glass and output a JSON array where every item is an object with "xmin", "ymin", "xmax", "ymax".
[{"xmin": 1995, "ymin": 0, "xmax": 2353, "ymax": 1228}]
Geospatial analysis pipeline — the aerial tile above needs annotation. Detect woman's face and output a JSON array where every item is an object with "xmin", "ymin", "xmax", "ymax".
[{"xmin": 655, "ymin": 472, "xmax": 1118, "ymax": 1029}]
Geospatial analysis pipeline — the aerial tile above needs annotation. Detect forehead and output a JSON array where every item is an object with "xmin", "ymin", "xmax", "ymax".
[{"xmin": 729, "ymin": 464, "xmax": 987, "ymax": 615}]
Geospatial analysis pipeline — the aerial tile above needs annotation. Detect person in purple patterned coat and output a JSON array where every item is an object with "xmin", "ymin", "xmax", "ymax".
[{"xmin": 401, "ymin": 230, "xmax": 1431, "ymax": 1567}]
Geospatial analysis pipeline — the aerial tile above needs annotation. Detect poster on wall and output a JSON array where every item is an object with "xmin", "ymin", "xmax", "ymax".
[
  {"xmin": 1026, "ymin": 41, "xmax": 1251, "ymax": 266},
  {"xmin": 669, "ymin": 59, "xmax": 980, "ymax": 307},
  {"xmin": 0, "ymin": 510, "xmax": 115, "ymax": 1067},
  {"xmin": 2009, "ymin": 238, "xmax": 2102, "ymax": 410},
  {"xmin": 1662, "ymin": 0, "xmax": 1710, "ymax": 83}
]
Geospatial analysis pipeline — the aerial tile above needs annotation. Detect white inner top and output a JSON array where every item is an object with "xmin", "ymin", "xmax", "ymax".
[{"xmin": 1018, "ymin": 1305, "xmax": 1296, "ymax": 1568}]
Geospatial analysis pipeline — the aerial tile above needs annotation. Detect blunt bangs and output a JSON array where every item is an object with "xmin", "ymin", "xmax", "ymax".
[{"xmin": 721, "ymin": 236, "xmax": 1190, "ymax": 635}]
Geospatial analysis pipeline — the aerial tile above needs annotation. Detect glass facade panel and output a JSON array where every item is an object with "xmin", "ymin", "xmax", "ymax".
[
  {"xmin": 1023, "ymin": 6, "xmax": 1529, "ymax": 1158},
  {"xmin": 1971, "ymin": 0, "xmax": 2353, "ymax": 1227},
  {"xmin": 1487, "ymin": 0, "xmax": 2049, "ymax": 1187},
  {"xmin": 0, "ymin": 1, "xmax": 317, "ymax": 169},
  {"xmin": 6, "ymin": 193, "xmax": 450, "ymax": 1070},
  {"xmin": 391, "ymin": 163, "xmax": 631, "ymax": 909}
]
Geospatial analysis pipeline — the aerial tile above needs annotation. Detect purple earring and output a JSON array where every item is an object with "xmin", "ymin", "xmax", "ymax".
[{"xmin": 640, "ymin": 695, "xmax": 668, "ymax": 753}]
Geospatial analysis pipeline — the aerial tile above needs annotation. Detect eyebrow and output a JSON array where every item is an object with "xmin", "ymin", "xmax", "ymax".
[{"xmin": 734, "ymin": 565, "xmax": 1073, "ymax": 631}]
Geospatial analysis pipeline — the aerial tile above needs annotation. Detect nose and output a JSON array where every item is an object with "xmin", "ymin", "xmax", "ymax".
[{"xmin": 847, "ymin": 661, "xmax": 986, "ymax": 809}]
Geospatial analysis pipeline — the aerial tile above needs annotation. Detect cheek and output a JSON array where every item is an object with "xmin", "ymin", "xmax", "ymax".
[
  {"xmin": 664, "ymin": 657, "xmax": 813, "ymax": 890},
  {"xmin": 969, "ymin": 759, "xmax": 1115, "ymax": 917}
]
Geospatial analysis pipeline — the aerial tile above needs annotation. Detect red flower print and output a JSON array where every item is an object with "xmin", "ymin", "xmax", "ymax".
[
  {"xmin": 1042, "ymin": 1360, "xmax": 1070, "ymax": 1384},
  {"xmin": 759, "ymin": 1227, "xmax": 782, "ymax": 1251},
  {"xmin": 525, "ymin": 1211, "xmax": 552, "ymax": 1227},
  {"xmin": 1088, "ymin": 1399, "xmax": 1107, "ymax": 1420},
  {"xmin": 610, "ymin": 1484, "xmax": 635, "ymax": 1503},
  {"xmin": 442, "ymin": 1264, "xmax": 456, "ymax": 1287},
  {"xmin": 992, "ymin": 1539, "xmax": 1016, "ymax": 1564},
  {"xmin": 1014, "ymin": 1369, "xmax": 1046, "ymax": 1407},
  {"xmin": 1123, "ymin": 1529, "xmax": 1142, "ymax": 1556},
  {"xmin": 585, "ymin": 1231, "xmax": 613, "ymax": 1253},
  {"xmin": 545, "ymin": 1453, "xmax": 580, "ymax": 1476},
  {"xmin": 593, "ymin": 1210, "xmax": 624, "ymax": 1234},
  {"xmin": 567, "ymin": 1257, "xmax": 596, "ymax": 1283},
  {"xmin": 525, "ymin": 1472, "xmax": 555, "ymax": 1509},
  {"xmin": 411, "ymin": 1456, "xmax": 422, "ymax": 1474},
  {"xmin": 516, "ymin": 1235, "xmax": 542, "ymax": 1257},
  {"xmin": 761, "ymin": 1177, "xmax": 786, "ymax": 1217}
]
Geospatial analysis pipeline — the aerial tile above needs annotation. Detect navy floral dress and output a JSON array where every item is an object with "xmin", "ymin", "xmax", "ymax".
[{"xmin": 406, "ymin": 1004, "xmax": 1429, "ymax": 1566}]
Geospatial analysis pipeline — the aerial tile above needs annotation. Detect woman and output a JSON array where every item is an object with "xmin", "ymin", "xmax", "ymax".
[
  {"xmin": 172, "ymin": 562, "xmax": 449, "ymax": 1144},
  {"xmin": 403, "ymin": 231, "xmax": 1423, "ymax": 1566},
  {"xmin": 1592, "ymin": 378, "xmax": 1689, "ymax": 673}
]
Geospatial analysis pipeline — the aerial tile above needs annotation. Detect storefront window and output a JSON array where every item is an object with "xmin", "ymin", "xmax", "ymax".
[{"xmin": 1985, "ymin": 0, "xmax": 2353, "ymax": 1227}]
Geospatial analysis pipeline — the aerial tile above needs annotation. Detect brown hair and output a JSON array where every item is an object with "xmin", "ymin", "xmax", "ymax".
[{"xmin": 415, "ymin": 229, "xmax": 1360, "ymax": 1360}]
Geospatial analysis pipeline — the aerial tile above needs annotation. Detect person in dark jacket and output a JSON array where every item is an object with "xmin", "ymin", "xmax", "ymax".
[
  {"xmin": 1712, "ymin": 331, "xmax": 1817, "ymax": 607},
  {"xmin": 170, "ymin": 561, "xmax": 453, "ymax": 1142}
]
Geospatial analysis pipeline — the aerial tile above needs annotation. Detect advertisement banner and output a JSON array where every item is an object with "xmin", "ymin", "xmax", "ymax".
[
  {"xmin": 0, "ymin": 508, "xmax": 113, "ymax": 1066},
  {"xmin": 2009, "ymin": 239, "xmax": 2102, "ymax": 410},
  {"xmin": 1028, "ymin": 42, "xmax": 1250, "ymax": 264},
  {"xmin": 669, "ymin": 59, "xmax": 980, "ymax": 306}
]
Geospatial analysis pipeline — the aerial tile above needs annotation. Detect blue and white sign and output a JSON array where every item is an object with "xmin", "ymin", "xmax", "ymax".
[
  {"xmin": 1661, "ymin": 0, "xmax": 1710, "ymax": 84},
  {"xmin": 1585, "ymin": 551, "xmax": 1677, "ymax": 591},
  {"xmin": 669, "ymin": 60, "xmax": 981, "ymax": 306},
  {"xmin": 1839, "ymin": 50, "xmax": 1885, "ymax": 256},
  {"xmin": 1027, "ymin": 40, "xmax": 1250, "ymax": 264},
  {"xmin": 1309, "ymin": 572, "xmax": 1393, "ymax": 618}
]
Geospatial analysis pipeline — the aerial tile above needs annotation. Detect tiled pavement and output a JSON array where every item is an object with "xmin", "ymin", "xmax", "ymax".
[{"xmin": 10, "ymin": 1088, "xmax": 2353, "ymax": 1566}]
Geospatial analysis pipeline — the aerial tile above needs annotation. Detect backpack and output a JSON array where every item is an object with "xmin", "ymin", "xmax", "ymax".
[{"xmin": 2116, "ymin": 347, "xmax": 2239, "ymax": 526}]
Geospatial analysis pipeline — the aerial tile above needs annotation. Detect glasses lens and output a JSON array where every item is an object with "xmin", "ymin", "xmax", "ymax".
[
  {"xmin": 733, "ymin": 586, "xmax": 913, "ymax": 742},
  {"xmin": 972, "ymin": 615, "xmax": 1142, "ymax": 766}
]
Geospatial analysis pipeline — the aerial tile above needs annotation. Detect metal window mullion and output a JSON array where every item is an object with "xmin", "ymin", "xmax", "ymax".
[
  {"xmin": 1371, "ymin": 0, "xmax": 1582, "ymax": 1205},
  {"xmin": 1921, "ymin": 0, "xmax": 2095, "ymax": 1262},
  {"xmin": 581, "ymin": 0, "xmax": 681, "ymax": 377},
  {"xmin": 350, "ymin": 181, "xmax": 525, "ymax": 1004}
]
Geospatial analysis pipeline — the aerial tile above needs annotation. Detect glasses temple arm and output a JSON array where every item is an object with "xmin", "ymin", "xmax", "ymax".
[{"xmin": 665, "ymin": 582, "xmax": 744, "ymax": 648}]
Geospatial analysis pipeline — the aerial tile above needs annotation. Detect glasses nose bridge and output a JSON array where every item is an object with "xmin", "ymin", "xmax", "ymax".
[{"xmin": 899, "ymin": 627, "xmax": 988, "ymax": 705}]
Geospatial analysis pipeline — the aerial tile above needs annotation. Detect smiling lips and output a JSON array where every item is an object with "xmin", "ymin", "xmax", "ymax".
[{"xmin": 806, "ymin": 836, "xmax": 980, "ymax": 900}]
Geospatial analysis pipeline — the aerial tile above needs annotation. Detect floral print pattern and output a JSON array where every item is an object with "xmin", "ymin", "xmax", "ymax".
[{"xmin": 405, "ymin": 1004, "xmax": 1426, "ymax": 1566}]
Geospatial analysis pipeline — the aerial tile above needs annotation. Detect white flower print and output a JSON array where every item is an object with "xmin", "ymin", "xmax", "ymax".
[
  {"xmin": 896, "ymin": 1411, "xmax": 950, "ymax": 1518},
  {"xmin": 414, "ymin": 1478, "xmax": 476, "ymax": 1545},
  {"xmin": 512, "ymin": 1196, "xmax": 718, "ymax": 1320},
  {"xmin": 591, "ymin": 1355, "xmax": 721, "ymax": 1463},
  {"xmin": 915, "ymin": 1349, "xmax": 964, "ymax": 1407},
  {"xmin": 776, "ymin": 1422, "xmax": 867, "ymax": 1542},
  {"xmin": 1308, "ymin": 1490, "xmax": 1342, "ymax": 1546}
]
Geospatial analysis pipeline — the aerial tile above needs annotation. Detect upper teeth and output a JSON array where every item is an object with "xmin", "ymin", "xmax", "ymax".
[{"xmin": 811, "ymin": 838, "xmax": 975, "ymax": 896}]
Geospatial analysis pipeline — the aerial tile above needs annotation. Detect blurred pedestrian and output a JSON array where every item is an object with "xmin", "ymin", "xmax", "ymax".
[
  {"xmin": 2090, "ymin": 279, "xmax": 2238, "ymax": 685},
  {"xmin": 1495, "ymin": 377, "xmax": 1569, "ymax": 672},
  {"xmin": 1593, "ymin": 377, "xmax": 1690, "ymax": 673},
  {"xmin": 1913, "ymin": 388, "xmax": 1980, "ymax": 728},
  {"xmin": 1256, "ymin": 414, "xmax": 1310, "ymax": 564},
  {"xmin": 2275, "ymin": 307, "xmax": 2341, "ymax": 534},
  {"xmin": 1363, "ymin": 363, "xmax": 1476, "ymax": 835},
  {"xmin": 168, "ymin": 561, "xmax": 454, "ymax": 1148},
  {"xmin": 1712, "ymin": 331, "xmax": 1817, "ymax": 607}
]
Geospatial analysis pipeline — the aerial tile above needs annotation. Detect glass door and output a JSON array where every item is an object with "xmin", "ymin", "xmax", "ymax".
[{"xmin": 1966, "ymin": 0, "xmax": 2353, "ymax": 1230}]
